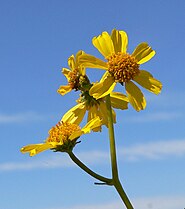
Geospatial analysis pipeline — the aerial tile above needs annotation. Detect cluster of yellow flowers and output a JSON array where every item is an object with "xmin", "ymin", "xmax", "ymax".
[{"xmin": 21, "ymin": 29, "xmax": 162, "ymax": 156}]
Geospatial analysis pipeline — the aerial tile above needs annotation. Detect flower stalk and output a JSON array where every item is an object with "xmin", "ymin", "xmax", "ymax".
[
  {"xmin": 106, "ymin": 94, "xmax": 134, "ymax": 209},
  {"xmin": 68, "ymin": 151, "xmax": 113, "ymax": 185}
]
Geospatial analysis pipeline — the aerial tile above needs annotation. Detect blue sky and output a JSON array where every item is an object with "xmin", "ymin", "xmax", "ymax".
[{"xmin": 0, "ymin": 0, "xmax": 185, "ymax": 209}]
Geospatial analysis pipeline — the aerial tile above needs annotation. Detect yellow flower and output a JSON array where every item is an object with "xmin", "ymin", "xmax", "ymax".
[
  {"xmin": 57, "ymin": 50, "xmax": 90, "ymax": 95},
  {"xmin": 61, "ymin": 91, "xmax": 129, "ymax": 132},
  {"xmin": 78, "ymin": 29, "xmax": 162, "ymax": 111},
  {"xmin": 20, "ymin": 116, "xmax": 102, "ymax": 156}
]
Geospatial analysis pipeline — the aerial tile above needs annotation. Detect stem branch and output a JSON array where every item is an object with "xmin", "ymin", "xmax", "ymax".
[{"xmin": 68, "ymin": 151, "xmax": 113, "ymax": 185}]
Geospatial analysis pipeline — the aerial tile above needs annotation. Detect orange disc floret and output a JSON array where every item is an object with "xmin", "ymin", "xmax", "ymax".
[
  {"xmin": 68, "ymin": 69, "xmax": 80, "ymax": 90},
  {"xmin": 46, "ymin": 121, "xmax": 81, "ymax": 144},
  {"xmin": 107, "ymin": 53, "xmax": 140, "ymax": 83}
]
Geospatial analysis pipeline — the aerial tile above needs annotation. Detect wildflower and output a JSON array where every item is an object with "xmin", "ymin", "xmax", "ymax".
[
  {"xmin": 62, "ymin": 91, "xmax": 129, "ymax": 132},
  {"xmin": 58, "ymin": 50, "xmax": 91, "ymax": 95},
  {"xmin": 78, "ymin": 29, "xmax": 162, "ymax": 111},
  {"xmin": 20, "ymin": 116, "xmax": 102, "ymax": 156}
]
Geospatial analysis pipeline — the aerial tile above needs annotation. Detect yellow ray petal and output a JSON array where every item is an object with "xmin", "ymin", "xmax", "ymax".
[
  {"xmin": 69, "ymin": 130, "xmax": 83, "ymax": 141},
  {"xmin": 134, "ymin": 70, "xmax": 162, "ymax": 94},
  {"xmin": 125, "ymin": 81, "xmax": 146, "ymax": 111},
  {"xmin": 78, "ymin": 53, "xmax": 108, "ymax": 69},
  {"xmin": 68, "ymin": 55, "xmax": 76, "ymax": 70},
  {"xmin": 99, "ymin": 102, "xmax": 116, "ymax": 125},
  {"xmin": 75, "ymin": 50, "xmax": 84, "ymax": 64},
  {"xmin": 87, "ymin": 105, "xmax": 98, "ymax": 122},
  {"xmin": 89, "ymin": 75, "xmax": 116, "ymax": 99},
  {"xmin": 75, "ymin": 50, "xmax": 86, "ymax": 75},
  {"xmin": 132, "ymin": 42, "xmax": 156, "ymax": 64},
  {"xmin": 111, "ymin": 29, "xmax": 128, "ymax": 53},
  {"xmin": 87, "ymin": 106, "xmax": 102, "ymax": 132},
  {"xmin": 92, "ymin": 31, "xmax": 114, "ymax": 58},
  {"xmin": 81, "ymin": 116, "xmax": 102, "ymax": 134},
  {"xmin": 110, "ymin": 92, "xmax": 129, "ymax": 110},
  {"xmin": 20, "ymin": 143, "xmax": 51, "ymax": 156},
  {"xmin": 99, "ymin": 102, "xmax": 108, "ymax": 126},
  {"xmin": 62, "ymin": 68, "xmax": 71, "ymax": 81},
  {"xmin": 61, "ymin": 103, "xmax": 86, "ymax": 125},
  {"xmin": 57, "ymin": 85, "xmax": 72, "ymax": 96},
  {"xmin": 100, "ymin": 71, "xmax": 110, "ymax": 83}
]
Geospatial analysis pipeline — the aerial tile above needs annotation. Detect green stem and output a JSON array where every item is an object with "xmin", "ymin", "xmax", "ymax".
[
  {"xmin": 106, "ymin": 94, "xmax": 134, "ymax": 209},
  {"xmin": 68, "ymin": 151, "xmax": 113, "ymax": 185}
]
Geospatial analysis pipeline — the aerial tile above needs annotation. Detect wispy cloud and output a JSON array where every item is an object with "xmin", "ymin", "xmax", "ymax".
[
  {"xmin": 0, "ymin": 151, "xmax": 108, "ymax": 172},
  {"xmin": 44, "ymin": 195, "xmax": 185, "ymax": 209},
  {"xmin": 120, "ymin": 139, "xmax": 185, "ymax": 161},
  {"xmin": 0, "ymin": 154, "xmax": 74, "ymax": 172},
  {"xmin": 0, "ymin": 112, "xmax": 46, "ymax": 123},
  {"xmin": 1, "ymin": 139, "xmax": 185, "ymax": 172}
]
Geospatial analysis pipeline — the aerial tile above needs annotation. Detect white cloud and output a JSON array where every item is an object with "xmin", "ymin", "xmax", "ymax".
[
  {"xmin": 1, "ymin": 139, "xmax": 185, "ymax": 172},
  {"xmin": 120, "ymin": 139, "xmax": 185, "ymax": 161},
  {"xmin": 0, "ymin": 151, "xmax": 108, "ymax": 172},
  {"xmin": 44, "ymin": 195, "xmax": 185, "ymax": 209},
  {"xmin": 0, "ymin": 154, "xmax": 74, "ymax": 172},
  {"xmin": 0, "ymin": 112, "xmax": 45, "ymax": 123}
]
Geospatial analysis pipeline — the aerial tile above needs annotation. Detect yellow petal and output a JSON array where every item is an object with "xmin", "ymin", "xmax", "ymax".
[
  {"xmin": 61, "ymin": 103, "xmax": 86, "ymax": 125},
  {"xmin": 111, "ymin": 29, "xmax": 128, "ymax": 53},
  {"xmin": 99, "ymin": 102, "xmax": 108, "ymax": 126},
  {"xmin": 20, "ymin": 143, "xmax": 51, "ymax": 156},
  {"xmin": 76, "ymin": 50, "xmax": 84, "ymax": 64},
  {"xmin": 87, "ymin": 106, "xmax": 102, "ymax": 132},
  {"xmin": 87, "ymin": 105, "xmax": 98, "ymax": 121},
  {"xmin": 81, "ymin": 116, "xmax": 102, "ymax": 134},
  {"xmin": 62, "ymin": 68, "xmax": 71, "ymax": 81},
  {"xmin": 57, "ymin": 85, "xmax": 72, "ymax": 96},
  {"xmin": 89, "ymin": 74, "xmax": 116, "ymax": 99},
  {"xmin": 132, "ymin": 42, "xmax": 155, "ymax": 64},
  {"xmin": 99, "ymin": 102, "xmax": 116, "ymax": 125},
  {"xmin": 92, "ymin": 31, "xmax": 114, "ymax": 58},
  {"xmin": 134, "ymin": 70, "xmax": 162, "ymax": 94},
  {"xmin": 78, "ymin": 53, "xmax": 108, "ymax": 69},
  {"xmin": 75, "ymin": 50, "xmax": 86, "ymax": 75},
  {"xmin": 125, "ymin": 81, "xmax": 146, "ymax": 111},
  {"xmin": 69, "ymin": 130, "xmax": 83, "ymax": 141},
  {"xmin": 68, "ymin": 55, "xmax": 76, "ymax": 70},
  {"xmin": 99, "ymin": 71, "xmax": 110, "ymax": 82},
  {"xmin": 110, "ymin": 92, "xmax": 129, "ymax": 110}
]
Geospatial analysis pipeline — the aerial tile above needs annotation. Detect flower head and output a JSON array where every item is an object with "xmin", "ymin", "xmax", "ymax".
[
  {"xmin": 61, "ymin": 90, "xmax": 129, "ymax": 132},
  {"xmin": 20, "ymin": 116, "xmax": 102, "ymax": 156},
  {"xmin": 78, "ymin": 29, "xmax": 162, "ymax": 111},
  {"xmin": 57, "ymin": 50, "xmax": 91, "ymax": 95}
]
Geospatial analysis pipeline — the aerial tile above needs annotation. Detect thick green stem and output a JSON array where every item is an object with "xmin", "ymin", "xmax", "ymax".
[
  {"xmin": 68, "ymin": 151, "xmax": 113, "ymax": 185},
  {"xmin": 106, "ymin": 94, "xmax": 134, "ymax": 209}
]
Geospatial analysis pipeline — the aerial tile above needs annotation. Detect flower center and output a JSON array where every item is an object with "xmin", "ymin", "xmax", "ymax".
[
  {"xmin": 46, "ymin": 121, "xmax": 81, "ymax": 144},
  {"xmin": 68, "ymin": 69, "xmax": 91, "ymax": 91},
  {"xmin": 107, "ymin": 53, "xmax": 140, "ymax": 83},
  {"xmin": 68, "ymin": 69, "xmax": 80, "ymax": 90}
]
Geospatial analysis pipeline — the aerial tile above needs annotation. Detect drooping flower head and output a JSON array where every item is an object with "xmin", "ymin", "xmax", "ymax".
[
  {"xmin": 58, "ymin": 50, "xmax": 91, "ymax": 95},
  {"xmin": 78, "ymin": 29, "xmax": 162, "ymax": 111},
  {"xmin": 21, "ymin": 116, "xmax": 102, "ymax": 156},
  {"xmin": 61, "ymin": 90, "xmax": 129, "ymax": 132}
]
